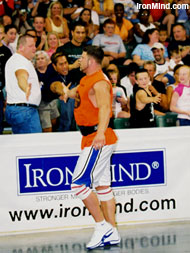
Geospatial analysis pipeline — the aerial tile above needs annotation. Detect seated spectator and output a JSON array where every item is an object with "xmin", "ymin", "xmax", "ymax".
[
  {"xmin": 113, "ymin": 0, "xmax": 139, "ymax": 23},
  {"xmin": 184, "ymin": 2, "xmax": 190, "ymax": 36},
  {"xmin": 50, "ymin": 52, "xmax": 78, "ymax": 131},
  {"xmin": 34, "ymin": 50, "xmax": 60, "ymax": 132},
  {"xmin": 56, "ymin": 21, "xmax": 87, "ymax": 83},
  {"xmin": 31, "ymin": 0, "xmax": 52, "ymax": 19},
  {"xmin": 45, "ymin": 1, "xmax": 70, "ymax": 43},
  {"xmin": 0, "ymin": 0, "xmax": 14, "ymax": 17},
  {"xmin": 175, "ymin": 0, "xmax": 188, "ymax": 23},
  {"xmin": 167, "ymin": 24, "xmax": 190, "ymax": 66},
  {"xmin": 166, "ymin": 64, "xmax": 183, "ymax": 108},
  {"xmin": 129, "ymin": 69, "xmax": 161, "ymax": 128},
  {"xmin": 14, "ymin": 9, "xmax": 32, "ymax": 35},
  {"xmin": 93, "ymin": 0, "xmax": 114, "ymax": 25},
  {"xmin": 120, "ymin": 62, "xmax": 139, "ymax": 98},
  {"xmin": 62, "ymin": 0, "xmax": 82, "ymax": 28},
  {"xmin": 92, "ymin": 18, "xmax": 128, "ymax": 68},
  {"xmin": 1, "ymin": 15, "xmax": 12, "ymax": 26},
  {"xmin": 112, "ymin": 3, "xmax": 134, "ymax": 58},
  {"xmin": 151, "ymin": 42, "xmax": 175, "ymax": 85},
  {"xmin": 1, "ymin": 24, "xmax": 17, "ymax": 54},
  {"xmin": 45, "ymin": 31, "xmax": 60, "ymax": 58},
  {"xmin": 143, "ymin": 0, "xmax": 175, "ymax": 37},
  {"xmin": 159, "ymin": 27, "xmax": 169, "ymax": 48},
  {"xmin": 107, "ymin": 68, "xmax": 130, "ymax": 118},
  {"xmin": 78, "ymin": 8, "xmax": 99, "ymax": 42},
  {"xmin": 32, "ymin": 16, "xmax": 47, "ymax": 51},
  {"xmin": 132, "ymin": 28, "xmax": 168, "ymax": 67},
  {"xmin": 144, "ymin": 60, "xmax": 168, "ymax": 113},
  {"xmin": 170, "ymin": 65, "xmax": 190, "ymax": 126},
  {"xmin": 133, "ymin": 9, "xmax": 156, "ymax": 44},
  {"xmin": 168, "ymin": 49, "xmax": 184, "ymax": 75},
  {"xmin": 71, "ymin": 0, "xmax": 100, "ymax": 32}
]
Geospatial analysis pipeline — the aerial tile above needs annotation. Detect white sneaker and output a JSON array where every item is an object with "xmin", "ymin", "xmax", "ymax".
[
  {"xmin": 102, "ymin": 227, "xmax": 121, "ymax": 246},
  {"xmin": 86, "ymin": 222, "xmax": 113, "ymax": 250}
]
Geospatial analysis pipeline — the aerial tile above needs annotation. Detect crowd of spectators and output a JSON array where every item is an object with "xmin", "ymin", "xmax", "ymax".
[{"xmin": 0, "ymin": 0, "xmax": 190, "ymax": 134}]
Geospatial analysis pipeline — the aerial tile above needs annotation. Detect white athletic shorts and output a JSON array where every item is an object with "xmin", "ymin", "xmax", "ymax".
[{"xmin": 72, "ymin": 144, "xmax": 116, "ymax": 188}]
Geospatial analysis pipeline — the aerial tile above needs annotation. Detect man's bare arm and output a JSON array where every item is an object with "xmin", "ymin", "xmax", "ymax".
[{"xmin": 15, "ymin": 69, "xmax": 31, "ymax": 100}]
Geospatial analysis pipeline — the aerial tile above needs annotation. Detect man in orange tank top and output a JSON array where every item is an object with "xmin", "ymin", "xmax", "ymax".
[{"xmin": 61, "ymin": 45, "xmax": 120, "ymax": 250}]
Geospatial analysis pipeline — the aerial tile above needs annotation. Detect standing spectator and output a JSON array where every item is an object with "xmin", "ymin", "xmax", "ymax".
[
  {"xmin": 144, "ymin": 60, "xmax": 169, "ymax": 113},
  {"xmin": 50, "ymin": 52, "xmax": 77, "ymax": 131},
  {"xmin": 45, "ymin": 1, "xmax": 70, "ymax": 42},
  {"xmin": 93, "ymin": 0, "xmax": 114, "ymax": 25},
  {"xmin": 92, "ymin": 18, "xmax": 127, "ymax": 68},
  {"xmin": 167, "ymin": 24, "xmax": 190, "ymax": 66},
  {"xmin": 31, "ymin": 0, "xmax": 52, "ymax": 19},
  {"xmin": 5, "ymin": 34, "xmax": 42, "ymax": 134},
  {"xmin": 45, "ymin": 31, "xmax": 60, "ymax": 58},
  {"xmin": 170, "ymin": 65, "xmax": 190, "ymax": 126},
  {"xmin": 0, "ymin": 24, "xmax": 12, "ymax": 134},
  {"xmin": 130, "ymin": 69, "xmax": 161, "ymax": 128},
  {"xmin": 1, "ymin": 24, "xmax": 17, "ymax": 54},
  {"xmin": 56, "ymin": 21, "xmax": 87, "ymax": 82},
  {"xmin": 33, "ymin": 15, "xmax": 47, "ymax": 51},
  {"xmin": 34, "ymin": 50, "xmax": 60, "ymax": 132}
]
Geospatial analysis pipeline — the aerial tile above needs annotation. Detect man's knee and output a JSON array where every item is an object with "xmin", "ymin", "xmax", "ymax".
[
  {"xmin": 71, "ymin": 183, "xmax": 92, "ymax": 200},
  {"xmin": 96, "ymin": 187, "xmax": 114, "ymax": 201}
]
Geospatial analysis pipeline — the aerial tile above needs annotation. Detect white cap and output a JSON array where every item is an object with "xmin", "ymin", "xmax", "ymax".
[{"xmin": 151, "ymin": 42, "xmax": 164, "ymax": 50}]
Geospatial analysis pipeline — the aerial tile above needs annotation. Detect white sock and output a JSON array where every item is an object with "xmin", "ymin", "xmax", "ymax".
[{"xmin": 96, "ymin": 219, "xmax": 106, "ymax": 227}]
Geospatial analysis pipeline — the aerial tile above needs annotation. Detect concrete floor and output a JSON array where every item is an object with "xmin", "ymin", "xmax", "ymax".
[{"xmin": 0, "ymin": 221, "xmax": 190, "ymax": 253}]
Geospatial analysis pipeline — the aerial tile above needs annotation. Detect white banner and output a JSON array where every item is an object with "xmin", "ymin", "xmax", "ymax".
[{"xmin": 0, "ymin": 127, "xmax": 190, "ymax": 235}]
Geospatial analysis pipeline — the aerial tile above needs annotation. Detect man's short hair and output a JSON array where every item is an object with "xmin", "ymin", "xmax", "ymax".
[
  {"xmin": 16, "ymin": 34, "xmax": 34, "ymax": 49},
  {"xmin": 135, "ymin": 68, "xmax": 149, "ymax": 79},
  {"xmin": 103, "ymin": 18, "xmax": 115, "ymax": 27},
  {"xmin": 51, "ymin": 51, "xmax": 67, "ymax": 65},
  {"xmin": 83, "ymin": 45, "xmax": 104, "ymax": 65},
  {"xmin": 4, "ymin": 24, "xmax": 17, "ymax": 34},
  {"xmin": 143, "ymin": 61, "xmax": 156, "ymax": 71},
  {"xmin": 71, "ymin": 20, "xmax": 86, "ymax": 31}
]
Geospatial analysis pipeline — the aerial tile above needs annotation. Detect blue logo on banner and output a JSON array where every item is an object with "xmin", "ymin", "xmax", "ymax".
[{"xmin": 17, "ymin": 149, "xmax": 166, "ymax": 195}]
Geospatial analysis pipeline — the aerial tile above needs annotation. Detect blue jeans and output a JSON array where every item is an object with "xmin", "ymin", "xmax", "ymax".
[
  {"xmin": 58, "ymin": 98, "xmax": 75, "ymax": 132},
  {"xmin": 5, "ymin": 105, "xmax": 42, "ymax": 134},
  {"xmin": 179, "ymin": 118, "xmax": 190, "ymax": 126}
]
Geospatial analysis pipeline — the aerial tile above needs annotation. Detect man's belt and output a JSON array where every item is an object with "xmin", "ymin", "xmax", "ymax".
[
  {"xmin": 7, "ymin": 103, "xmax": 38, "ymax": 109},
  {"xmin": 77, "ymin": 119, "xmax": 113, "ymax": 136}
]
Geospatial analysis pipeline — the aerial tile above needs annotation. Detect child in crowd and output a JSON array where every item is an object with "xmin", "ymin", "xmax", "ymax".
[
  {"xmin": 170, "ymin": 65, "xmax": 190, "ymax": 126},
  {"xmin": 159, "ymin": 28, "xmax": 169, "ymax": 48},
  {"xmin": 168, "ymin": 49, "xmax": 184, "ymax": 75},
  {"xmin": 130, "ymin": 69, "xmax": 161, "ymax": 128},
  {"xmin": 107, "ymin": 69, "xmax": 130, "ymax": 119}
]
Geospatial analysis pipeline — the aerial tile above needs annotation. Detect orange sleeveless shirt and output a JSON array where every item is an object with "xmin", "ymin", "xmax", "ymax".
[{"xmin": 74, "ymin": 70, "xmax": 118, "ymax": 149}]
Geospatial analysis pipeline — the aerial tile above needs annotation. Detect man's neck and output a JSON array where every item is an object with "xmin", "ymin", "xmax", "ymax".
[
  {"xmin": 71, "ymin": 39, "xmax": 82, "ymax": 47},
  {"xmin": 155, "ymin": 58, "xmax": 165, "ymax": 65}
]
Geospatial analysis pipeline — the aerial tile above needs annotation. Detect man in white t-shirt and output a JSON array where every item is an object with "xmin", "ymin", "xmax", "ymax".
[
  {"xmin": 5, "ymin": 34, "xmax": 42, "ymax": 134},
  {"xmin": 151, "ymin": 42, "xmax": 175, "ymax": 85}
]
